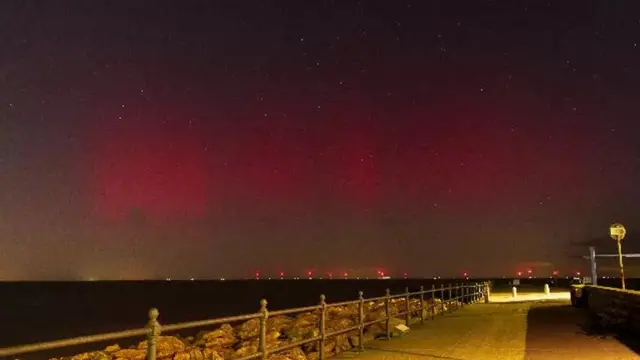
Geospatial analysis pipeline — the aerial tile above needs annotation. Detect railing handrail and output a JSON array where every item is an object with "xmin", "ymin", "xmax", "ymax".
[{"xmin": 0, "ymin": 281, "xmax": 490, "ymax": 359}]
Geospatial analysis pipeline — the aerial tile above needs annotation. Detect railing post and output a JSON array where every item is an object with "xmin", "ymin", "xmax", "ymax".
[
  {"xmin": 484, "ymin": 282, "xmax": 490, "ymax": 303},
  {"xmin": 145, "ymin": 308, "xmax": 161, "ymax": 360},
  {"xmin": 440, "ymin": 284, "xmax": 445, "ymax": 315},
  {"xmin": 404, "ymin": 287, "xmax": 410, "ymax": 326},
  {"xmin": 431, "ymin": 285, "xmax": 436, "ymax": 320},
  {"xmin": 358, "ymin": 291, "xmax": 365, "ymax": 352},
  {"xmin": 476, "ymin": 283, "xmax": 480, "ymax": 302},
  {"xmin": 259, "ymin": 299, "xmax": 268, "ymax": 360},
  {"xmin": 448, "ymin": 284, "xmax": 452, "ymax": 312},
  {"xmin": 470, "ymin": 283, "xmax": 474, "ymax": 303},
  {"xmin": 319, "ymin": 294, "xmax": 327, "ymax": 360},
  {"xmin": 385, "ymin": 288, "xmax": 391, "ymax": 340},
  {"xmin": 461, "ymin": 283, "xmax": 465, "ymax": 308},
  {"xmin": 419, "ymin": 286, "xmax": 425, "ymax": 324}
]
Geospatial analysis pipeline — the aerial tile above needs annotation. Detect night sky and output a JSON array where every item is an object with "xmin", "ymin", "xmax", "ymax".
[{"xmin": 2, "ymin": 1, "xmax": 640, "ymax": 280}]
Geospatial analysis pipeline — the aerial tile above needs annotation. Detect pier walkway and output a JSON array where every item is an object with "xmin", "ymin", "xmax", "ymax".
[{"xmin": 335, "ymin": 291, "xmax": 639, "ymax": 360}]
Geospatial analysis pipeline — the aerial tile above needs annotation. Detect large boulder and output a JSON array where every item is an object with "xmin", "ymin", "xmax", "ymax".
[
  {"xmin": 137, "ymin": 336, "xmax": 185, "ymax": 359},
  {"xmin": 201, "ymin": 348, "xmax": 224, "ymax": 360},
  {"xmin": 104, "ymin": 345, "xmax": 121, "ymax": 354},
  {"xmin": 62, "ymin": 351, "xmax": 111, "ymax": 360},
  {"xmin": 197, "ymin": 324, "xmax": 237, "ymax": 349},
  {"xmin": 284, "ymin": 312, "xmax": 318, "ymax": 342},
  {"xmin": 326, "ymin": 305, "xmax": 357, "ymax": 320},
  {"xmin": 234, "ymin": 330, "xmax": 282, "ymax": 359},
  {"xmin": 348, "ymin": 331, "xmax": 374, "ymax": 348},
  {"xmin": 363, "ymin": 322, "xmax": 386, "ymax": 338},
  {"xmin": 235, "ymin": 316, "xmax": 293, "ymax": 341},
  {"xmin": 235, "ymin": 319, "xmax": 261, "ymax": 341},
  {"xmin": 174, "ymin": 347, "xmax": 204, "ymax": 360},
  {"xmin": 266, "ymin": 347, "xmax": 306, "ymax": 360},
  {"xmin": 326, "ymin": 317, "xmax": 356, "ymax": 333},
  {"xmin": 268, "ymin": 316, "xmax": 293, "ymax": 333},
  {"xmin": 112, "ymin": 348, "xmax": 146, "ymax": 360}
]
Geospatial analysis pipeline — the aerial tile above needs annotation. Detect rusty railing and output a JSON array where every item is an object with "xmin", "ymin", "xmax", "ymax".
[{"xmin": 0, "ymin": 282, "xmax": 489, "ymax": 360}]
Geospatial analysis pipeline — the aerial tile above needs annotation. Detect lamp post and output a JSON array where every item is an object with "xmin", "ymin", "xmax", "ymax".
[{"xmin": 609, "ymin": 223, "xmax": 626, "ymax": 290}]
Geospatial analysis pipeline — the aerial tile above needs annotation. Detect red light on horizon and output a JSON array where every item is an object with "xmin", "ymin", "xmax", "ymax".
[
  {"xmin": 344, "ymin": 272, "xmax": 348, "ymax": 277},
  {"xmin": 517, "ymin": 271, "xmax": 522, "ymax": 276},
  {"xmin": 279, "ymin": 272, "xmax": 284, "ymax": 277}
]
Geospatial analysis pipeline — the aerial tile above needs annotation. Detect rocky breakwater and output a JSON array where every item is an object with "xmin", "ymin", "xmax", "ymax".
[{"xmin": 51, "ymin": 297, "xmax": 462, "ymax": 360}]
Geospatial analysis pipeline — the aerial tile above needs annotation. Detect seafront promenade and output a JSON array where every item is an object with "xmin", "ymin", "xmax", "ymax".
[{"xmin": 335, "ymin": 288, "xmax": 639, "ymax": 360}]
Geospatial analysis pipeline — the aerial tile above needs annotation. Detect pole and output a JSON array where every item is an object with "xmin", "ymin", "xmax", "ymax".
[
  {"xmin": 589, "ymin": 246, "xmax": 597, "ymax": 286},
  {"xmin": 617, "ymin": 238, "xmax": 626, "ymax": 290}
]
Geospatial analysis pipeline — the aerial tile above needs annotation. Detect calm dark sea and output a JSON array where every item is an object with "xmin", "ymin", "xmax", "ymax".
[{"xmin": 0, "ymin": 277, "xmax": 635, "ymax": 352}]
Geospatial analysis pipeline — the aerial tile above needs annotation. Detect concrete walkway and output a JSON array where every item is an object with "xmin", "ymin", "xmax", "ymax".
[{"xmin": 335, "ymin": 299, "xmax": 639, "ymax": 360}]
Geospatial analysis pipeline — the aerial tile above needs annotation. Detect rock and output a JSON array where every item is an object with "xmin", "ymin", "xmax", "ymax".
[
  {"xmin": 305, "ymin": 351, "xmax": 319, "ymax": 360},
  {"xmin": 363, "ymin": 322, "xmax": 386, "ymax": 338},
  {"xmin": 234, "ymin": 330, "xmax": 283, "ymax": 358},
  {"xmin": 364, "ymin": 308, "xmax": 385, "ymax": 323},
  {"xmin": 174, "ymin": 347, "xmax": 209, "ymax": 360},
  {"xmin": 112, "ymin": 348, "xmax": 146, "ymax": 360},
  {"xmin": 348, "ymin": 331, "xmax": 373, "ymax": 347},
  {"xmin": 235, "ymin": 319, "xmax": 260, "ymax": 341},
  {"xmin": 137, "ymin": 336, "xmax": 185, "ymax": 359},
  {"xmin": 67, "ymin": 351, "xmax": 111, "ymax": 360},
  {"xmin": 234, "ymin": 342, "xmax": 258, "ymax": 359},
  {"xmin": 235, "ymin": 315, "xmax": 294, "ymax": 341},
  {"xmin": 292, "ymin": 312, "xmax": 318, "ymax": 328},
  {"xmin": 104, "ymin": 345, "xmax": 121, "ymax": 353},
  {"xmin": 326, "ymin": 305, "xmax": 357, "ymax": 320},
  {"xmin": 201, "ymin": 348, "xmax": 224, "ymax": 360},
  {"xmin": 332, "ymin": 333, "xmax": 352, "ymax": 353},
  {"xmin": 284, "ymin": 312, "xmax": 318, "ymax": 342},
  {"xmin": 267, "ymin": 316, "xmax": 293, "ymax": 333},
  {"xmin": 198, "ymin": 324, "xmax": 237, "ymax": 349},
  {"xmin": 326, "ymin": 317, "xmax": 355, "ymax": 332},
  {"xmin": 266, "ymin": 347, "xmax": 306, "ymax": 360}
]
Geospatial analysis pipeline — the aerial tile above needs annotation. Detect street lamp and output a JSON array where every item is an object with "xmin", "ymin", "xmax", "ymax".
[{"xmin": 609, "ymin": 223, "xmax": 627, "ymax": 290}]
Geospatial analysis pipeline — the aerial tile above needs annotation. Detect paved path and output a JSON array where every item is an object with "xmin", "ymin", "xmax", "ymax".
[{"xmin": 335, "ymin": 299, "xmax": 639, "ymax": 360}]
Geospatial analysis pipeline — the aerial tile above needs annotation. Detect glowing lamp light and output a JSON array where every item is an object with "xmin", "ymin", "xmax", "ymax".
[
  {"xmin": 344, "ymin": 272, "xmax": 348, "ymax": 277},
  {"xmin": 517, "ymin": 271, "xmax": 522, "ymax": 276},
  {"xmin": 576, "ymin": 271, "xmax": 581, "ymax": 276}
]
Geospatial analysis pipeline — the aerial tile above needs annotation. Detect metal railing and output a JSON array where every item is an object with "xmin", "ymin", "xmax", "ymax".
[{"xmin": 0, "ymin": 282, "xmax": 489, "ymax": 360}]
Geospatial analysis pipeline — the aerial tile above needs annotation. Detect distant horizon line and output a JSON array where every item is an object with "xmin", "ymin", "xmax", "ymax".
[{"xmin": 0, "ymin": 275, "xmax": 618, "ymax": 282}]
